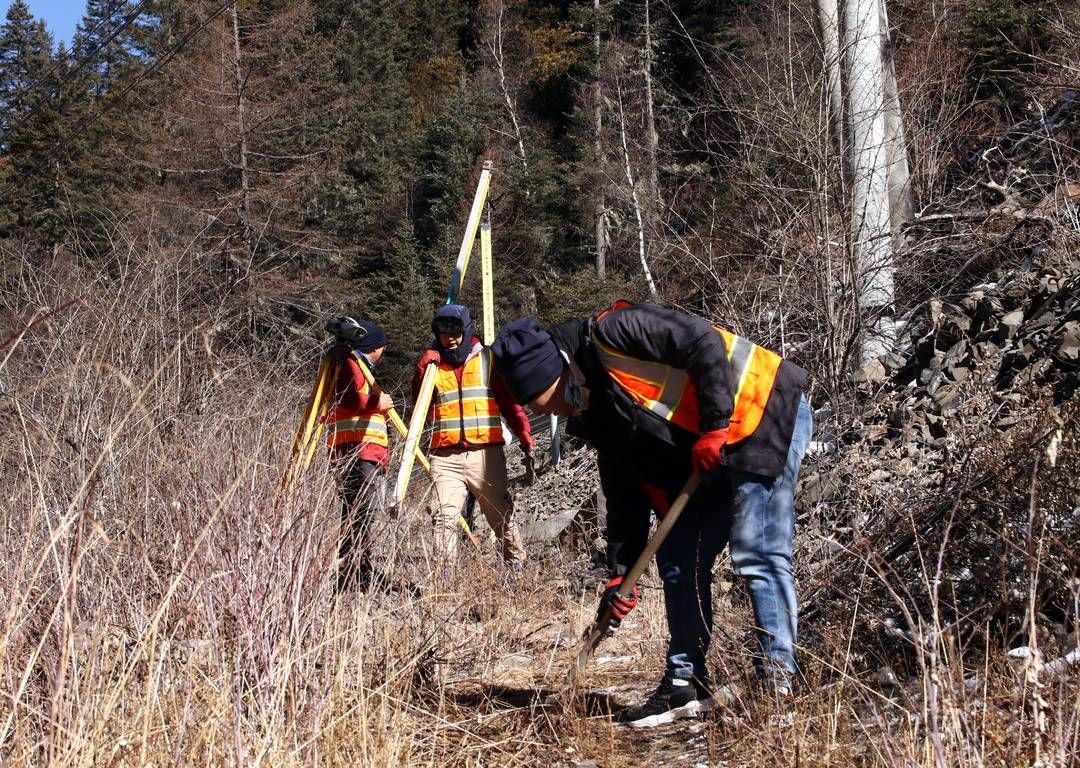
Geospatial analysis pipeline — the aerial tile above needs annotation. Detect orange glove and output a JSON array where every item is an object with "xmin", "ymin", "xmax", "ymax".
[{"xmin": 691, "ymin": 428, "xmax": 729, "ymax": 472}]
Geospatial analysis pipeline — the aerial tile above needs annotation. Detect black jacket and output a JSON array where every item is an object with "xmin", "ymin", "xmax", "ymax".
[{"xmin": 550, "ymin": 302, "xmax": 808, "ymax": 573}]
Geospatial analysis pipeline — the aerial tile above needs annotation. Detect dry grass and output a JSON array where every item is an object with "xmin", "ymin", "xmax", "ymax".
[{"xmin": 2, "ymin": 244, "xmax": 1078, "ymax": 766}]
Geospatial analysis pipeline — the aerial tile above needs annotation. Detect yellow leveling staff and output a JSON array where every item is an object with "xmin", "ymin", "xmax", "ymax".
[
  {"xmin": 394, "ymin": 160, "xmax": 494, "ymax": 505},
  {"xmin": 352, "ymin": 352, "xmax": 478, "ymax": 544},
  {"xmin": 446, "ymin": 160, "xmax": 494, "ymax": 306},
  {"xmin": 480, "ymin": 216, "xmax": 495, "ymax": 345},
  {"xmin": 394, "ymin": 362, "xmax": 438, "ymax": 505}
]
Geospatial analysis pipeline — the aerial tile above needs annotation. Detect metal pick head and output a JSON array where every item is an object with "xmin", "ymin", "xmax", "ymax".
[{"xmin": 325, "ymin": 316, "xmax": 368, "ymax": 345}]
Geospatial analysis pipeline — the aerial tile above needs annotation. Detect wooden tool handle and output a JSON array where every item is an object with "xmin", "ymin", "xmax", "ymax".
[{"xmin": 574, "ymin": 471, "xmax": 703, "ymax": 676}]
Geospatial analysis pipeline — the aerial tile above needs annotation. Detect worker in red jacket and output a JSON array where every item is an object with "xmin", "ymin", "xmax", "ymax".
[
  {"xmin": 324, "ymin": 318, "xmax": 394, "ymax": 592},
  {"xmin": 413, "ymin": 304, "xmax": 533, "ymax": 570},
  {"xmin": 493, "ymin": 301, "xmax": 812, "ymax": 728}
]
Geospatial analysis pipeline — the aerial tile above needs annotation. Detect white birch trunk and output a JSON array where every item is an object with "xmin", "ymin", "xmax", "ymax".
[
  {"xmin": 617, "ymin": 82, "xmax": 658, "ymax": 298},
  {"xmin": 816, "ymin": 0, "xmax": 845, "ymax": 155},
  {"xmin": 845, "ymin": 0, "xmax": 895, "ymax": 363},
  {"xmin": 879, "ymin": 0, "xmax": 913, "ymax": 237}
]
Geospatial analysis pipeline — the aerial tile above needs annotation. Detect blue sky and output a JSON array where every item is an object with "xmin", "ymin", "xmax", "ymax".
[{"xmin": 2, "ymin": 0, "xmax": 83, "ymax": 47}]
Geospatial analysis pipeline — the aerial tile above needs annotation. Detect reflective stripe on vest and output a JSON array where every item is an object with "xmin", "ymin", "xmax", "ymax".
[
  {"xmin": 325, "ymin": 375, "xmax": 390, "ymax": 448},
  {"xmin": 326, "ymin": 414, "xmax": 389, "ymax": 447},
  {"xmin": 431, "ymin": 348, "xmax": 505, "ymax": 448},
  {"xmin": 712, "ymin": 327, "xmax": 782, "ymax": 442},
  {"xmin": 592, "ymin": 301, "xmax": 783, "ymax": 444}
]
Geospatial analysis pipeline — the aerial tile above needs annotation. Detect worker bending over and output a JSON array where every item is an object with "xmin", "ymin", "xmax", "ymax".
[{"xmin": 493, "ymin": 300, "xmax": 811, "ymax": 727}]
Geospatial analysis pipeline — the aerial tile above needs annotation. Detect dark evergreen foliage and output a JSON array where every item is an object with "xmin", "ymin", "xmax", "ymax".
[
  {"xmin": 75, "ymin": 0, "xmax": 153, "ymax": 96},
  {"xmin": 0, "ymin": 0, "xmax": 1074, "ymax": 376},
  {"xmin": 959, "ymin": 0, "xmax": 1055, "ymax": 114},
  {"xmin": 0, "ymin": 1, "xmax": 57, "ymax": 236}
]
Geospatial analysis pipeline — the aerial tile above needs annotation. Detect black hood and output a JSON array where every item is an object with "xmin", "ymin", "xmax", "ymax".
[{"xmin": 431, "ymin": 304, "xmax": 475, "ymax": 367}]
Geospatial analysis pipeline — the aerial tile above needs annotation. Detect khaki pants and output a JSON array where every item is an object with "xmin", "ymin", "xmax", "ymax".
[{"xmin": 429, "ymin": 444, "xmax": 525, "ymax": 564}]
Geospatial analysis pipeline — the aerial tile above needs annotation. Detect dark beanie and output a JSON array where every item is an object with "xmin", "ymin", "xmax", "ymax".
[
  {"xmin": 432, "ymin": 303, "xmax": 472, "ymax": 336},
  {"xmin": 491, "ymin": 318, "xmax": 566, "ymax": 404},
  {"xmin": 354, "ymin": 319, "xmax": 389, "ymax": 353},
  {"xmin": 431, "ymin": 304, "xmax": 474, "ymax": 367}
]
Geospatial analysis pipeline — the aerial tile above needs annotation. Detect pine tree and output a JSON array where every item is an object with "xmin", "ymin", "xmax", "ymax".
[
  {"xmin": 75, "ymin": 0, "xmax": 152, "ymax": 96},
  {"xmin": 312, "ymin": 0, "xmax": 416, "ymax": 251},
  {"xmin": 366, "ymin": 217, "xmax": 438, "ymax": 383},
  {"xmin": 140, "ymin": 0, "xmax": 340, "ymax": 271},
  {"xmin": 0, "ymin": 0, "xmax": 57, "ymax": 236},
  {"xmin": 52, "ymin": 40, "xmax": 112, "ymax": 250},
  {"xmin": 310, "ymin": 0, "xmax": 486, "ymax": 279},
  {"xmin": 960, "ymin": 0, "xmax": 1052, "ymax": 114},
  {"xmin": 0, "ymin": 0, "xmax": 51, "ymax": 145}
]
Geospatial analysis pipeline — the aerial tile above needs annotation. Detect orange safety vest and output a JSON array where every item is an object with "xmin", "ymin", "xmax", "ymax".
[
  {"xmin": 325, "ymin": 374, "xmax": 389, "ymax": 449},
  {"xmin": 592, "ymin": 301, "xmax": 783, "ymax": 444},
  {"xmin": 431, "ymin": 347, "xmax": 505, "ymax": 448}
]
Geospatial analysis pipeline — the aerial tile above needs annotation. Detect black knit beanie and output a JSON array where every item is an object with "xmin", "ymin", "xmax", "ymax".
[{"xmin": 491, "ymin": 318, "xmax": 566, "ymax": 404}]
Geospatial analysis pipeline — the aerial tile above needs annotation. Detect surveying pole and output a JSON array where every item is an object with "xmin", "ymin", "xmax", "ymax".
[
  {"xmin": 480, "ymin": 212, "xmax": 495, "ymax": 345},
  {"xmin": 394, "ymin": 160, "xmax": 494, "ymax": 505}
]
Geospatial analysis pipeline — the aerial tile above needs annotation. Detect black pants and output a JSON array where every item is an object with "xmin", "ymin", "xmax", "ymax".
[{"xmin": 336, "ymin": 457, "xmax": 383, "ymax": 591}]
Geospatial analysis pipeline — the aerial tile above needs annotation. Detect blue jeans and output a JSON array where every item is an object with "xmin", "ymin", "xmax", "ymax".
[
  {"xmin": 656, "ymin": 478, "xmax": 729, "ymax": 683},
  {"xmin": 727, "ymin": 394, "xmax": 812, "ymax": 679},
  {"xmin": 659, "ymin": 395, "xmax": 812, "ymax": 683}
]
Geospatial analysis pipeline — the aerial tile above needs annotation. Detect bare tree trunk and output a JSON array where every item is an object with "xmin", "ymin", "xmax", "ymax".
[
  {"xmin": 617, "ymin": 80, "xmax": 658, "ymax": 298},
  {"xmin": 230, "ymin": 3, "xmax": 252, "ymax": 251},
  {"xmin": 844, "ymin": 0, "xmax": 895, "ymax": 363},
  {"xmin": 813, "ymin": 0, "xmax": 848, "ymax": 386},
  {"xmin": 815, "ymin": 0, "xmax": 845, "ymax": 156},
  {"xmin": 642, "ymin": 0, "xmax": 660, "ymax": 208},
  {"xmin": 593, "ymin": 0, "xmax": 607, "ymax": 279},
  {"xmin": 880, "ymin": 0, "xmax": 913, "ymax": 238},
  {"xmin": 489, "ymin": 1, "xmax": 528, "ymax": 177}
]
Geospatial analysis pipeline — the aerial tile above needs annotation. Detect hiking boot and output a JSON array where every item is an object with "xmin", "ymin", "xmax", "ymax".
[
  {"xmin": 618, "ymin": 674, "xmax": 716, "ymax": 728},
  {"xmin": 752, "ymin": 673, "xmax": 796, "ymax": 726},
  {"xmin": 501, "ymin": 559, "xmax": 525, "ymax": 589},
  {"xmin": 759, "ymin": 670, "xmax": 797, "ymax": 703}
]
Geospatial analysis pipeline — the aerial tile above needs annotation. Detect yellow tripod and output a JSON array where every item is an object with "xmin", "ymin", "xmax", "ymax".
[
  {"xmin": 278, "ymin": 348, "xmax": 479, "ymax": 545},
  {"xmin": 278, "ymin": 355, "xmax": 336, "ymax": 499}
]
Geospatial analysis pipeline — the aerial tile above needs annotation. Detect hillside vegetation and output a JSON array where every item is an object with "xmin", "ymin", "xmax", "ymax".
[{"xmin": 1, "ymin": 0, "xmax": 1079, "ymax": 764}]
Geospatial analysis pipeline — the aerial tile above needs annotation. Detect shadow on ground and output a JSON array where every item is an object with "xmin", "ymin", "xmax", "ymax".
[{"xmin": 436, "ymin": 683, "xmax": 622, "ymax": 719}]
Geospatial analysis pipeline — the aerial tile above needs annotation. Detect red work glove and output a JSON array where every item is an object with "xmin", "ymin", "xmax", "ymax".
[
  {"xmin": 691, "ymin": 428, "xmax": 729, "ymax": 473},
  {"xmin": 418, "ymin": 349, "xmax": 441, "ymax": 372},
  {"xmin": 597, "ymin": 575, "xmax": 638, "ymax": 631}
]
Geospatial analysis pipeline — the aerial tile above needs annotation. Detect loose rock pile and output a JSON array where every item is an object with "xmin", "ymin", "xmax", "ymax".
[
  {"xmin": 799, "ymin": 257, "xmax": 1080, "ymax": 669},
  {"xmin": 797, "ymin": 89, "xmax": 1080, "ymax": 668},
  {"xmin": 854, "ymin": 259, "xmax": 1079, "ymax": 432}
]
